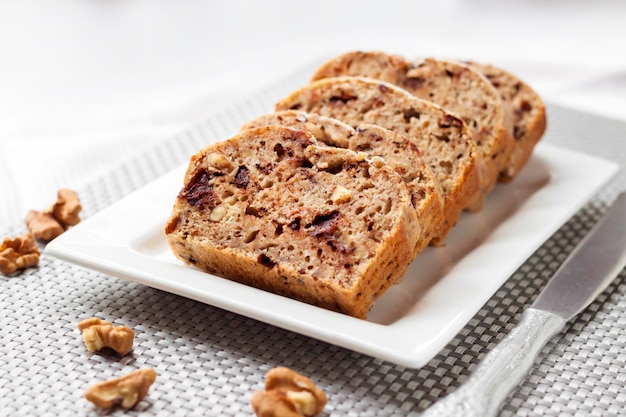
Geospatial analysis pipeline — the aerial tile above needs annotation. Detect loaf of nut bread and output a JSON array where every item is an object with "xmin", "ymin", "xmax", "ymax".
[
  {"xmin": 275, "ymin": 77, "xmax": 479, "ymax": 245},
  {"xmin": 242, "ymin": 110, "xmax": 445, "ymax": 254},
  {"xmin": 466, "ymin": 61, "xmax": 547, "ymax": 181},
  {"xmin": 311, "ymin": 52, "xmax": 513, "ymax": 211},
  {"xmin": 164, "ymin": 125, "xmax": 420, "ymax": 318}
]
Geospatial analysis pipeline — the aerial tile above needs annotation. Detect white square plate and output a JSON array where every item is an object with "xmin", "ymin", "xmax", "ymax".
[{"xmin": 46, "ymin": 141, "xmax": 618, "ymax": 367}]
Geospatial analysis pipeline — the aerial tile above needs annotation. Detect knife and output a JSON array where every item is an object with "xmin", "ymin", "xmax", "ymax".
[{"xmin": 421, "ymin": 192, "xmax": 626, "ymax": 417}]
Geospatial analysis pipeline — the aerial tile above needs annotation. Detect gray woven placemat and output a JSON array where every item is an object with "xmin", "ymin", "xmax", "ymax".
[{"xmin": 2, "ymin": 64, "xmax": 626, "ymax": 416}]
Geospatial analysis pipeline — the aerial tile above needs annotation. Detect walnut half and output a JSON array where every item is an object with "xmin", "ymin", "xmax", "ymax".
[
  {"xmin": 251, "ymin": 367, "xmax": 327, "ymax": 417},
  {"xmin": 48, "ymin": 189, "xmax": 82, "ymax": 228},
  {"xmin": 84, "ymin": 368, "xmax": 157, "ymax": 409},
  {"xmin": 25, "ymin": 210, "xmax": 64, "ymax": 241},
  {"xmin": 77, "ymin": 317, "xmax": 135, "ymax": 356},
  {"xmin": 0, "ymin": 233, "xmax": 40, "ymax": 275},
  {"xmin": 25, "ymin": 189, "xmax": 82, "ymax": 242}
]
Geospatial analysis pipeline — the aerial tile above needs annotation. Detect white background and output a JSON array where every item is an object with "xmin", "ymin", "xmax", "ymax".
[{"xmin": 2, "ymin": 0, "xmax": 626, "ymax": 227}]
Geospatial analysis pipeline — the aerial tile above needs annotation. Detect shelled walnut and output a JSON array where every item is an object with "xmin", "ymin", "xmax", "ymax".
[
  {"xmin": 0, "ymin": 233, "xmax": 40, "ymax": 275},
  {"xmin": 49, "ymin": 189, "xmax": 82, "ymax": 228},
  {"xmin": 84, "ymin": 368, "xmax": 157, "ymax": 409},
  {"xmin": 251, "ymin": 367, "xmax": 327, "ymax": 417},
  {"xmin": 25, "ymin": 210, "xmax": 64, "ymax": 241},
  {"xmin": 25, "ymin": 189, "xmax": 82, "ymax": 242},
  {"xmin": 77, "ymin": 317, "xmax": 135, "ymax": 356}
]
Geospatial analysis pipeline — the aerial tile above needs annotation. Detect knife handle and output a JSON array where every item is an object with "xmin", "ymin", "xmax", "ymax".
[{"xmin": 421, "ymin": 308, "xmax": 566, "ymax": 417}]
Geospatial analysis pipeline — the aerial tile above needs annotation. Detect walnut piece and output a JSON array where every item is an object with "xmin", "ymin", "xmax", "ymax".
[
  {"xmin": 77, "ymin": 317, "xmax": 135, "ymax": 356},
  {"xmin": 251, "ymin": 367, "xmax": 327, "ymax": 417},
  {"xmin": 206, "ymin": 152, "xmax": 233, "ymax": 171},
  {"xmin": 303, "ymin": 122, "xmax": 328, "ymax": 143},
  {"xmin": 48, "ymin": 189, "xmax": 82, "ymax": 228},
  {"xmin": 330, "ymin": 185, "xmax": 353, "ymax": 204},
  {"xmin": 209, "ymin": 205, "xmax": 226, "ymax": 221},
  {"xmin": 84, "ymin": 368, "xmax": 157, "ymax": 409},
  {"xmin": 0, "ymin": 233, "xmax": 40, "ymax": 275},
  {"xmin": 25, "ymin": 189, "xmax": 82, "ymax": 242},
  {"xmin": 25, "ymin": 210, "xmax": 64, "ymax": 241}
]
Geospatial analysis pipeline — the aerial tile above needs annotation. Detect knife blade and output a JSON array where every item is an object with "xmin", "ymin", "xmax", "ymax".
[{"xmin": 421, "ymin": 192, "xmax": 626, "ymax": 417}]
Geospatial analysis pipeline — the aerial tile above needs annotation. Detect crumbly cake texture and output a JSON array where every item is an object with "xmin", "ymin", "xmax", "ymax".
[
  {"xmin": 164, "ymin": 126, "xmax": 420, "ymax": 319},
  {"xmin": 242, "ymin": 110, "xmax": 445, "ymax": 253},
  {"xmin": 275, "ymin": 77, "xmax": 479, "ymax": 245},
  {"xmin": 466, "ymin": 61, "xmax": 547, "ymax": 181},
  {"xmin": 310, "ymin": 51, "xmax": 514, "ymax": 210}
]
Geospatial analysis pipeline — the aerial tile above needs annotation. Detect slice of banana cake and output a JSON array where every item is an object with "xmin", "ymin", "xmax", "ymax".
[{"xmin": 165, "ymin": 125, "xmax": 419, "ymax": 318}]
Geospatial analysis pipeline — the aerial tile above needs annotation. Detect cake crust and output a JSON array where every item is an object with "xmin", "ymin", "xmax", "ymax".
[{"xmin": 466, "ymin": 61, "xmax": 547, "ymax": 181}]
